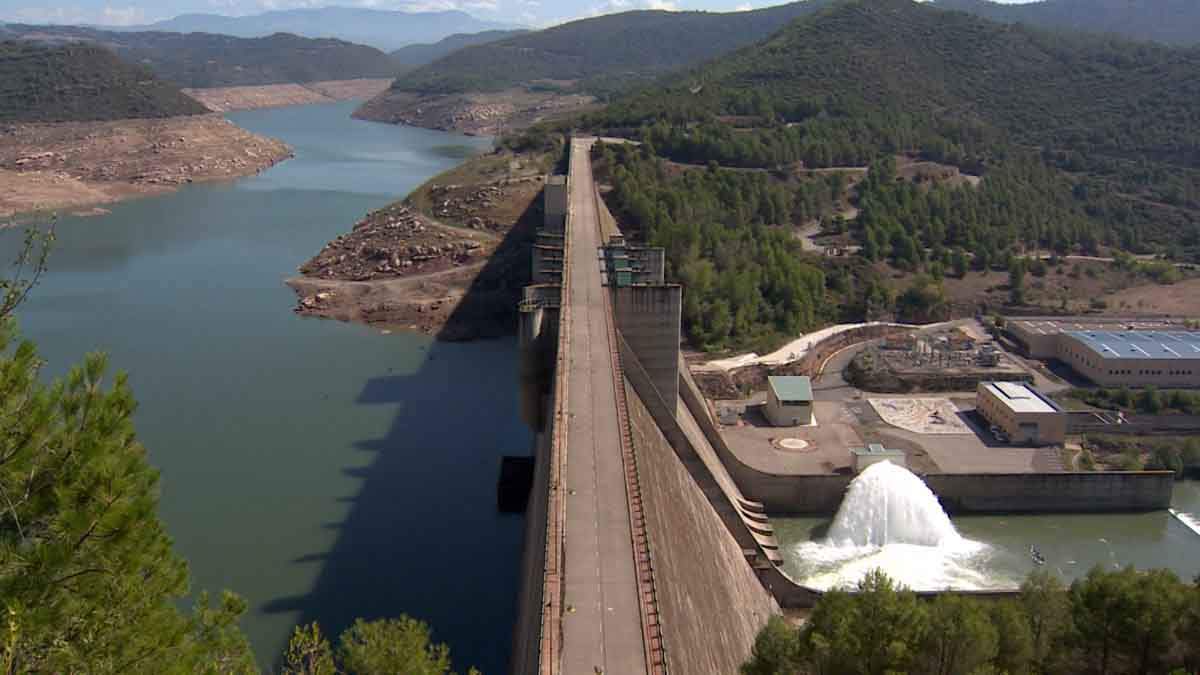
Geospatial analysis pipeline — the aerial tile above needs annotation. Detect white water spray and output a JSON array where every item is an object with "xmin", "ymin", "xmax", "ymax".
[
  {"xmin": 1170, "ymin": 509, "xmax": 1200, "ymax": 538},
  {"xmin": 826, "ymin": 461, "xmax": 963, "ymax": 548},
  {"xmin": 786, "ymin": 461, "xmax": 1011, "ymax": 591}
]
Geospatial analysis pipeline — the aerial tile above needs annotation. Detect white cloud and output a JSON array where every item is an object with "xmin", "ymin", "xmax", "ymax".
[
  {"xmin": 101, "ymin": 5, "xmax": 147, "ymax": 24},
  {"xmin": 5, "ymin": 3, "xmax": 154, "ymax": 24}
]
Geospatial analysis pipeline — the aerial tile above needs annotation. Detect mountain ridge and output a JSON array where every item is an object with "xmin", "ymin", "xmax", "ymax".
[
  {"xmin": 115, "ymin": 7, "xmax": 521, "ymax": 52},
  {"xmin": 386, "ymin": 2, "xmax": 833, "ymax": 96},
  {"xmin": 1, "ymin": 25, "xmax": 397, "ymax": 88},
  {"xmin": 932, "ymin": 0, "xmax": 1200, "ymax": 46},
  {"xmin": 390, "ymin": 30, "xmax": 529, "ymax": 69}
]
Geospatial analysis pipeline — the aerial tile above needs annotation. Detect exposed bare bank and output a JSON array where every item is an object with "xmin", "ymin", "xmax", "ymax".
[
  {"xmin": 353, "ymin": 88, "xmax": 597, "ymax": 136},
  {"xmin": 184, "ymin": 78, "xmax": 393, "ymax": 113},
  {"xmin": 289, "ymin": 150, "xmax": 553, "ymax": 339},
  {"xmin": 0, "ymin": 115, "xmax": 292, "ymax": 219}
]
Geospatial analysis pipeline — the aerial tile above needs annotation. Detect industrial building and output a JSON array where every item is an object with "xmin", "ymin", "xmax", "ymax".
[
  {"xmin": 765, "ymin": 376, "xmax": 814, "ymax": 426},
  {"xmin": 1056, "ymin": 330, "xmax": 1200, "ymax": 388},
  {"xmin": 976, "ymin": 381, "xmax": 1067, "ymax": 446},
  {"xmin": 1007, "ymin": 317, "xmax": 1188, "ymax": 359},
  {"xmin": 1006, "ymin": 316, "xmax": 1200, "ymax": 387}
]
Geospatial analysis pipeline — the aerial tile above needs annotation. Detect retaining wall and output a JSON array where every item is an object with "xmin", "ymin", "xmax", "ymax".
[
  {"xmin": 927, "ymin": 472, "xmax": 1175, "ymax": 513},
  {"xmin": 694, "ymin": 324, "xmax": 915, "ymax": 399}
]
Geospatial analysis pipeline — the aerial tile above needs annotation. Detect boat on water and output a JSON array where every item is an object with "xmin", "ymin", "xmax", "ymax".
[{"xmin": 1030, "ymin": 545, "xmax": 1046, "ymax": 566}]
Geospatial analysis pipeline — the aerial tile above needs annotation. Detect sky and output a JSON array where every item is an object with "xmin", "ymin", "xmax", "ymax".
[{"xmin": 0, "ymin": 0, "xmax": 1033, "ymax": 29}]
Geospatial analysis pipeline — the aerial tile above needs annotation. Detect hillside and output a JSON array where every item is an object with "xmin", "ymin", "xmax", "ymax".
[
  {"xmin": 122, "ymin": 8, "xmax": 521, "ymax": 52},
  {"xmin": 388, "ymin": 2, "xmax": 831, "ymax": 96},
  {"xmin": 574, "ymin": 0, "xmax": 1200, "ymax": 348},
  {"xmin": 3, "ymin": 26, "xmax": 397, "ymax": 88},
  {"xmin": 934, "ymin": 0, "xmax": 1200, "ymax": 46},
  {"xmin": 596, "ymin": 0, "xmax": 1200, "ymax": 215},
  {"xmin": 0, "ymin": 41, "xmax": 207, "ymax": 123},
  {"xmin": 390, "ymin": 30, "xmax": 529, "ymax": 69}
]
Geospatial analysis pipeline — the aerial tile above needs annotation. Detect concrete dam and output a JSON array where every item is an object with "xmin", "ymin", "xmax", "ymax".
[{"xmin": 508, "ymin": 138, "xmax": 1177, "ymax": 674}]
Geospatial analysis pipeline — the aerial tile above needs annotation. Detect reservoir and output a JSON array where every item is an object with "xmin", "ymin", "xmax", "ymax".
[{"xmin": 1, "ymin": 101, "xmax": 526, "ymax": 672}]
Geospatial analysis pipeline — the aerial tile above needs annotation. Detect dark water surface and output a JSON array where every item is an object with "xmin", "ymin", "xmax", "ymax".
[{"xmin": 2, "ymin": 102, "xmax": 527, "ymax": 671}]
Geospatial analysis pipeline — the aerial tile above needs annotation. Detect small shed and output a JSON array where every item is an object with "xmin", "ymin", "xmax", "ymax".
[
  {"xmin": 765, "ymin": 376, "xmax": 814, "ymax": 426},
  {"xmin": 851, "ymin": 444, "xmax": 907, "ymax": 474}
]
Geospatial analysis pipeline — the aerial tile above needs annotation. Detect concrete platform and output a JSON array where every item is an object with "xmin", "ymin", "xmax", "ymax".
[{"xmin": 559, "ymin": 138, "xmax": 647, "ymax": 675}]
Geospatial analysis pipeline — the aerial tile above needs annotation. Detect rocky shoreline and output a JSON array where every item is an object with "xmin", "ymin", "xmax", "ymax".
[
  {"xmin": 0, "ymin": 115, "xmax": 291, "ymax": 219},
  {"xmin": 289, "ymin": 150, "xmax": 552, "ymax": 340},
  {"xmin": 184, "ymin": 79, "xmax": 393, "ymax": 113}
]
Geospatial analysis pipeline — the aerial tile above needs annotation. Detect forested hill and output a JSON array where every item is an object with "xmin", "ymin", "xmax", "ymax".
[
  {"xmin": 933, "ymin": 0, "xmax": 1200, "ymax": 46},
  {"xmin": 390, "ymin": 30, "xmax": 528, "ymax": 70},
  {"xmin": 576, "ymin": 0, "xmax": 1200, "ymax": 348},
  {"xmin": 389, "ymin": 2, "xmax": 831, "ymax": 96},
  {"xmin": 597, "ymin": 0, "xmax": 1200, "ymax": 222},
  {"xmin": 0, "ymin": 41, "xmax": 207, "ymax": 123},
  {"xmin": 659, "ymin": 0, "xmax": 1200, "ymax": 161},
  {"xmin": 2, "ymin": 26, "xmax": 397, "ymax": 88}
]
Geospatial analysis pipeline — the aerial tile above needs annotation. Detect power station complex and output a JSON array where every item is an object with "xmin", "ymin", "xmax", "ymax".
[{"xmin": 1008, "ymin": 317, "xmax": 1200, "ymax": 387}]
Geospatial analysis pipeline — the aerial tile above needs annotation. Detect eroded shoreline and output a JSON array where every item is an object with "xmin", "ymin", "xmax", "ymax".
[
  {"xmin": 184, "ymin": 79, "xmax": 393, "ymax": 113},
  {"xmin": 0, "ymin": 114, "xmax": 292, "ymax": 220},
  {"xmin": 288, "ymin": 149, "xmax": 553, "ymax": 340}
]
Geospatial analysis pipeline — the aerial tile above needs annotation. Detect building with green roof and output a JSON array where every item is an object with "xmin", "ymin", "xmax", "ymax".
[{"xmin": 765, "ymin": 375, "xmax": 814, "ymax": 426}]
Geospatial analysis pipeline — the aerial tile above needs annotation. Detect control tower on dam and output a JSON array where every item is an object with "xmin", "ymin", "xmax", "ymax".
[{"xmin": 511, "ymin": 138, "xmax": 788, "ymax": 675}]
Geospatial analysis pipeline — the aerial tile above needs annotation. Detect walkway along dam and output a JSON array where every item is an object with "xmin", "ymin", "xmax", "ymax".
[{"xmin": 508, "ymin": 138, "xmax": 1177, "ymax": 674}]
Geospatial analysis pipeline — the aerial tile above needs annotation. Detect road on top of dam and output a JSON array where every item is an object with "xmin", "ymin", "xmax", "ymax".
[{"xmin": 560, "ymin": 137, "xmax": 648, "ymax": 675}]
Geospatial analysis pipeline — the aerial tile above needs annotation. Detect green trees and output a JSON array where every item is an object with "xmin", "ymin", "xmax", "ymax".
[
  {"xmin": 598, "ymin": 143, "xmax": 829, "ymax": 350},
  {"xmin": 0, "ymin": 230, "xmax": 474, "ymax": 674},
  {"xmin": 895, "ymin": 275, "xmax": 948, "ymax": 324},
  {"xmin": 1009, "ymin": 258, "xmax": 1027, "ymax": 306},
  {"xmin": 0, "ymin": 252, "xmax": 255, "ymax": 670},
  {"xmin": 744, "ymin": 567, "xmax": 1200, "ymax": 675},
  {"xmin": 282, "ymin": 618, "xmax": 477, "ymax": 675}
]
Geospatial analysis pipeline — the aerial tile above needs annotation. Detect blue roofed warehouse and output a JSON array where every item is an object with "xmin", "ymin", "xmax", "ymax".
[{"xmin": 1057, "ymin": 330, "xmax": 1200, "ymax": 387}]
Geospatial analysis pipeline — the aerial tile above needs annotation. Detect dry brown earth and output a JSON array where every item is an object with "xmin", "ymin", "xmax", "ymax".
[
  {"xmin": 0, "ymin": 115, "xmax": 291, "ymax": 219},
  {"xmin": 1101, "ymin": 277, "xmax": 1200, "ymax": 315},
  {"xmin": 184, "ymin": 79, "xmax": 393, "ymax": 113},
  {"xmin": 354, "ymin": 89, "xmax": 597, "ymax": 135},
  {"xmin": 288, "ymin": 149, "xmax": 553, "ymax": 339}
]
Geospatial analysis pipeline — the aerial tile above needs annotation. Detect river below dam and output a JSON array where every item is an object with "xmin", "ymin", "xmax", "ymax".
[
  {"xmin": 774, "ymin": 478, "xmax": 1200, "ymax": 592},
  {"xmin": 0, "ymin": 101, "xmax": 527, "ymax": 672}
]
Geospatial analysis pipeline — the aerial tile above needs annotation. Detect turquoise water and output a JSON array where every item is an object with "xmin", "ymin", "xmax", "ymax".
[
  {"xmin": 1, "ymin": 102, "xmax": 527, "ymax": 672},
  {"xmin": 774, "ymin": 480, "xmax": 1200, "ymax": 591}
]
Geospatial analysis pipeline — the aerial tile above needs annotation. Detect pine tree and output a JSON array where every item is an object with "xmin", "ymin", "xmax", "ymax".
[{"xmin": 0, "ymin": 226, "xmax": 254, "ymax": 673}]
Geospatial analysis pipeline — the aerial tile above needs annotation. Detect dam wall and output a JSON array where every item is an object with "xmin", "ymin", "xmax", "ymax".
[
  {"xmin": 510, "ymin": 424, "xmax": 553, "ymax": 674},
  {"xmin": 624, "ymin": 377, "xmax": 781, "ymax": 674}
]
